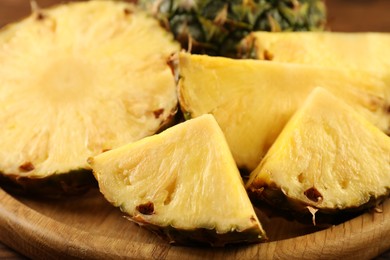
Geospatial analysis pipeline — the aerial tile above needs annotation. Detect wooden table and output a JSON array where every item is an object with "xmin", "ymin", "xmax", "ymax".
[{"xmin": 0, "ymin": 0, "xmax": 390, "ymax": 259}]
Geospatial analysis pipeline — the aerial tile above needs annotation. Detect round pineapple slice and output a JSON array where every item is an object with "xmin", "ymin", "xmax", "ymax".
[
  {"xmin": 89, "ymin": 114, "xmax": 266, "ymax": 246},
  {"xmin": 246, "ymin": 88, "xmax": 390, "ymax": 221},
  {"xmin": 0, "ymin": 1, "xmax": 180, "ymax": 195}
]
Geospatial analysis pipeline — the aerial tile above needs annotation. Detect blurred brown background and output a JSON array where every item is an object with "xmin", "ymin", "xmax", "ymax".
[{"xmin": 1, "ymin": 0, "xmax": 390, "ymax": 31}]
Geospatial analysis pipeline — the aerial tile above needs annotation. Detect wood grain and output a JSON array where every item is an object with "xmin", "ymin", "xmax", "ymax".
[
  {"xmin": 0, "ymin": 0, "xmax": 390, "ymax": 259},
  {"xmin": 0, "ymin": 186, "xmax": 389, "ymax": 260}
]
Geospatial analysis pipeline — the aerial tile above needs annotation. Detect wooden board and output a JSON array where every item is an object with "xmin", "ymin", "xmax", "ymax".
[
  {"xmin": 0, "ymin": 0, "xmax": 390, "ymax": 259},
  {"xmin": 0, "ymin": 185, "xmax": 389, "ymax": 260}
]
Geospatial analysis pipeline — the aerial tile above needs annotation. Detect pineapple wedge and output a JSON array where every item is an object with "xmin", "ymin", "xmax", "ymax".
[
  {"xmin": 240, "ymin": 32, "xmax": 390, "ymax": 77},
  {"xmin": 178, "ymin": 53, "xmax": 390, "ymax": 171},
  {"xmin": 89, "ymin": 114, "xmax": 266, "ymax": 246},
  {"xmin": 0, "ymin": 1, "xmax": 179, "ymax": 195},
  {"xmin": 246, "ymin": 87, "xmax": 390, "ymax": 215}
]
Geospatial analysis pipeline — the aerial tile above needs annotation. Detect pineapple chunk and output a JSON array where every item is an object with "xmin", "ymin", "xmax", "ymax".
[
  {"xmin": 178, "ymin": 53, "xmax": 390, "ymax": 171},
  {"xmin": 89, "ymin": 114, "xmax": 266, "ymax": 246},
  {"xmin": 241, "ymin": 32, "xmax": 390, "ymax": 77},
  {"xmin": 246, "ymin": 88, "xmax": 390, "ymax": 213},
  {"xmin": 0, "ymin": 1, "xmax": 179, "ymax": 193}
]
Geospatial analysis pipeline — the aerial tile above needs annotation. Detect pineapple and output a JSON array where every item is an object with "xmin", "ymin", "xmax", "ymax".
[
  {"xmin": 0, "ymin": 1, "xmax": 180, "ymax": 195},
  {"xmin": 178, "ymin": 53, "xmax": 390, "ymax": 171},
  {"xmin": 139, "ymin": 0, "xmax": 326, "ymax": 57},
  {"xmin": 88, "ymin": 114, "xmax": 266, "ymax": 246},
  {"xmin": 246, "ymin": 87, "xmax": 390, "ymax": 217},
  {"xmin": 239, "ymin": 32, "xmax": 390, "ymax": 77},
  {"xmin": 239, "ymin": 32, "xmax": 390, "ymax": 103}
]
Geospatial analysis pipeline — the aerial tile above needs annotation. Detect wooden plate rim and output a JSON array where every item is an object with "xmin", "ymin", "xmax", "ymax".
[{"xmin": 0, "ymin": 187, "xmax": 389, "ymax": 260}]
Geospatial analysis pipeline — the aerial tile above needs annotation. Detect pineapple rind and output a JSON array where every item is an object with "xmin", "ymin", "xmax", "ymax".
[
  {"xmin": 178, "ymin": 53, "xmax": 390, "ymax": 171},
  {"xmin": 129, "ymin": 215, "xmax": 265, "ymax": 246},
  {"xmin": 247, "ymin": 184, "xmax": 389, "ymax": 225},
  {"xmin": 0, "ymin": 169, "xmax": 96, "ymax": 198},
  {"xmin": 246, "ymin": 88, "xmax": 390, "ymax": 215},
  {"xmin": 0, "ymin": 1, "xmax": 180, "ymax": 186},
  {"xmin": 90, "ymin": 114, "xmax": 266, "ymax": 245}
]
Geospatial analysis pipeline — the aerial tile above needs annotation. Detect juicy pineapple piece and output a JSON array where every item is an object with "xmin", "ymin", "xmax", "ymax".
[
  {"xmin": 178, "ymin": 53, "xmax": 390, "ymax": 171},
  {"xmin": 246, "ymin": 87, "xmax": 390, "ymax": 214},
  {"xmin": 89, "ymin": 114, "xmax": 266, "ymax": 246},
  {"xmin": 241, "ymin": 32, "xmax": 390, "ymax": 77},
  {"xmin": 0, "ymin": 1, "xmax": 179, "ymax": 194}
]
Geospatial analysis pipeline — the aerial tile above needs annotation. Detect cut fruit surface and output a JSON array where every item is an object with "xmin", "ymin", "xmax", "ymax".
[
  {"xmin": 178, "ymin": 53, "xmax": 390, "ymax": 171},
  {"xmin": 241, "ymin": 32, "xmax": 390, "ymax": 78},
  {"xmin": 89, "ymin": 114, "xmax": 266, "ymax": 246},
  {"xmin": 246, "ymin": 88, "xmax": 390, "ymax": 213},
  {"xmin": 0, "ymin": 1, "xmax": 179, "ymax": 189}
]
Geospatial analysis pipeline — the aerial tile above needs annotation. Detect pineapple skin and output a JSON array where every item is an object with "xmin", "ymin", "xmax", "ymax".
[
  {"xmin": 0, "ymin": 169, "xmax": 96, "ymax": 198},
  {"xmin": 129, "ymin": 214, "xmax": 266, "ymax": 246},
  {"xmin": 140, "ymin": 0, "xmax": 326, "ymax": 56}
]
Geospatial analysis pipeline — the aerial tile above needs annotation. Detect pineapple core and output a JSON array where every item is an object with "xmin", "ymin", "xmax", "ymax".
[
  {"xmin": 247, "ymin": 88, "xmax": 390, "ymax": 210},
  {"xmin": 0, "ymin": 1, "xmax": 179, "ymax": 178},
  {"xmin": 38, "ymin": 58, "xmax": 93, "ymax": 102},
  {"xmin": 89, "ymin": 114, "xmax": 266, "ymax": 246}
]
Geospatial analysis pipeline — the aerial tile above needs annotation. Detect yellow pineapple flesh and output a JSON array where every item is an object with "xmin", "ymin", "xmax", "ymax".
[
  {"xmin": 89, "ymin": 114, "xmax": 266, "ymax": 246},
  {"xmin": 178, "ymin": 53, "xmax": 390, "ymax": 171},
  {"xmin": 242, "ymin": 32, "xmax": 390, "ymax": 78},
  {"xmin": 0, "ymin": 1, "xmax": 179, "ymax": 194},
  {"xmin": 246, "ymin": 87, "xmax": 390, "ymax": 213}
]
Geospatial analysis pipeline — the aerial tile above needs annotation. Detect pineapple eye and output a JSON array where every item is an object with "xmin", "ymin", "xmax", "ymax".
[
  {"xmin": 262, "ymin": 49, "xmax": 274, "ymax": 60},
  {"xmin": 36, "ymin": 12, "xmax": 46, "ymax": 20},
  {"xmin": 19, "ymin": 162, "xmax": 35, "ymax": 172},
  {"xmin": 136, "ymin": 201, "xmax": 155, "ymax": 215},
  {"xmin": 304, "ymin": 187, "xmax": 323, "ymax": 203},
  {"xmin": 123, "ymin": 8, "xmax": 132, "ymax": 16},
  {"xmin": 153, "ymin": 109, "xmax": 165, "ymax": 119},
  {"xmin": 297, "ymin": 173, "xmax": 304, "ymax": 183}
]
